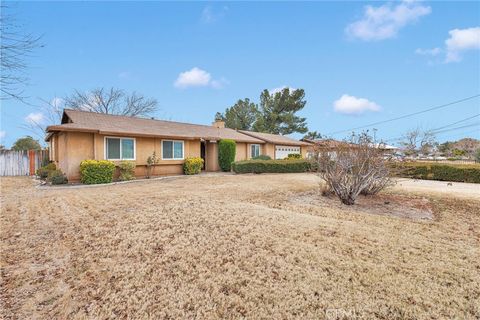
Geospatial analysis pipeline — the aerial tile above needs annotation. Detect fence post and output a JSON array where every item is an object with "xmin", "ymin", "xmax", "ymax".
[{"xmin": 29, "ymin": 150, "xmax": 35, "ymax": 176}]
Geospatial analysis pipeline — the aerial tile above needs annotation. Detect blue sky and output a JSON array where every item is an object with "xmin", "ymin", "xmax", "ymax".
[{"xmin": 1, "ymin": 1, "xmax": 479, "ymax": 147}]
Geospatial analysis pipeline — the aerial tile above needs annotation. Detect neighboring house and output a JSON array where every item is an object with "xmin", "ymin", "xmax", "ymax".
[
  {"xmin": 301, "ymin": 138, "xmax": 355, "ymax": 158},
  {"xmin": 46, "ymin": 109, "xmax": 311, "ymax": 181}
]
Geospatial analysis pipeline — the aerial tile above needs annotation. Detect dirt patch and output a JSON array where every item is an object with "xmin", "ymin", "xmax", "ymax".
[{"xmin": 290, "ymin": 190, "xmax": 434, "ymax": 220}]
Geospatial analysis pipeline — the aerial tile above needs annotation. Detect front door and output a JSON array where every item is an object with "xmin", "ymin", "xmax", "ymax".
[{"xmin": 200, "ymin": 141, "xmax": 206, "ymax": 170}]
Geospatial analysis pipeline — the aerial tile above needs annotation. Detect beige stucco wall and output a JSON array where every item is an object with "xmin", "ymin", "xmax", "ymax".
[
  {"xmin": 51, "ymin": 131, "xmax": 310, "ymax": 180},
  {"xmin": 235, "ymin": 142, "xmax": 248, "ymax": 162},
  {"xmin": 52, "ymin": 132, "xmax": 203, "ymax": 181}
]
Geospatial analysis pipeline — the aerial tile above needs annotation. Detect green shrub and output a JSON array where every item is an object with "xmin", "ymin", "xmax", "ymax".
[
  {"xmin": 232, "ymin": 159, "xmax": 311, "ymax": 174},
  {"xmin": 183, "ymin": 157, "xmax": 204, "ymax": 175},
  {"xmin": 80, "ymin": 160, "xmax": 115, "ymax": 184},
  {"xmin": 47, "ymin": 169, "xmax": 68, "ymax": 185},
  {"xmin": 36, "ymin": 162, "xmax": 56, "ymax": 180},
  {"xmin": 118, "ymin": 161, "xmax": 136, "ymax": 181},
  {"xmin": 252, "ymin": 155, "xmax": 272, "ymax": 160},
  {"xmin": 218, "ymin": 139, "xmax": 236, "ymax": 172},
  {"xmin": 393, "ymin": 162, "xmax": 480, "ymax": 183},
  {"xmin": 286, "ymin": 153, "xmax": 302, "ymax": 160}
]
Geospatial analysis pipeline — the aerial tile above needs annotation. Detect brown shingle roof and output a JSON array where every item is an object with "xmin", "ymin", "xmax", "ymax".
[
  {"xmin": 237, "ymin": 130, "xmax": 311, "ymax": 146},
  {"xmin": 46, "ymin": 109, "xmax": 264, "ymax": 143}
]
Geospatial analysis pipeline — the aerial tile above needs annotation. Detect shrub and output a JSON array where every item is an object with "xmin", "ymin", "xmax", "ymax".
[
  {"xmin": 80, "ymin": 160, "xmax": 115, "ymax": 184},
  {"xmin": 36, "ymin": 162, "xmax": 56, "ymax": 180},
  {"xmin": 252, "ymin": 155, "xmax": 271, "ymax": 160},
  {"xmin": 286, "ymin": 153, "xmax": 302, "ymax": 160},
  {"xmin": 232, "ymin": 159, "xmax": 311, "ymax": 174},
  {"xmin": 394, "ymin": 162, "xmax": 480, "ymax": 183},
  {"xmin": 118, "ymin": 161, "xmax": 136, "ymax": 181},
  {"xmin": 146, "ymin": 151, "xmax": 159, "ymax": 178},
  {"xmin": 47, "ymin": 169, "xmax": 68, "ymax": 185},
  {"xmin": 314, "ymin": 132, "xmax": 391, "ymax": 205},
  {"xmin": 320, "ymin": 182, "xmax": 334, "ymax": 197},
  {"xmin": 183, "ymin": 157, "xmax": 204, "ymax": 175},
  {"xmin": 218, "ymin": 139, "xmax": 236, "ymax": 172}
]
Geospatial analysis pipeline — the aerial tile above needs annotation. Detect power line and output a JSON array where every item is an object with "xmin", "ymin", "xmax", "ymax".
[
  {"xmin": 429, "ymin": 114, "xmax": 479, "ymax": 131},
  {"xmin": 385, "ymin": 122, "xmax": 479, "ymax": 143},
  {"xmin": 431, "ymin": 123, "xmax": 479, "ymax": 135},
  {"xmin": 327, "ymin": 94, "xmax": 480, "ymax": 136}
]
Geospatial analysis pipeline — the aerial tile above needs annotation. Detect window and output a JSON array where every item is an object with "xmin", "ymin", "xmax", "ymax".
[
  {"xmin": 251, "ymin": 144, "xmax": 260, "ymax": 158},
  {"xmin": 105, "ymin": 137, "xmax": 135, "ymax": 160},
  {"xmin": 162, "ymin": 140, "xmax": 184, "ymax": 160}
]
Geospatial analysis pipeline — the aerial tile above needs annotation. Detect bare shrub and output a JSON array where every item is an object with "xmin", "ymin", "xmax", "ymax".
[
  {"xmin": 319, "ymin": 182, "xmax": 334, "ymax": 197},
  {"xmin": 314, "ymin": 132, "xmax": 392, "ymax": 205}
]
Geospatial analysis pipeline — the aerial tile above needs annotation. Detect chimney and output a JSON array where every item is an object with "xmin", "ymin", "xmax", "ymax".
[{"xmin": 212, "ymin": 120, "xmax": 225, "ymax": 129}]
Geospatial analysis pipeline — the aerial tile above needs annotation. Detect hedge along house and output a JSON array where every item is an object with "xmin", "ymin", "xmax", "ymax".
[{"xmin": 45, "ymin": 109, "xmax": 311, "ymax": 181}]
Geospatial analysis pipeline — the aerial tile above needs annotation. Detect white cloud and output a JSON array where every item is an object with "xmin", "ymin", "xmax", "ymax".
[
  {"xmin": 334, "ymin": 94, "xmax": 381, "ymax": 115},
  {"xmin": 51, "ymin": 97, "xmax": 64, "ymax": 108},
  {"xmin": 201, "ymin": 5, "xmax": 228, "ymax": 24},
  {"xmin": 0, "ymin": 130, "xmax": 5, "ymax": 139},
  {"xmin": 416, "ymin": 27, "xmax": 480, "ymax": 63},
  {"xmin": 445, "ymin": 27, "xmax": 480, "ymax": 62},
  {"xmin": 346, "ymin": 1, "xmax": 431, "ymax": 41},
  {"xmin": 415, "ymin": 47, "xmax": 441, "ymax": 56},
  {"xmin": 174, "ymin": 67, "xmax": 226, "ymax": 89},
  {"xmin": 25, "ymin": 112, "xmax": 45, "ymax": 124},
  {"xmin": 269, "ymin": 86, "xmax": 297, "ymax": 95}
]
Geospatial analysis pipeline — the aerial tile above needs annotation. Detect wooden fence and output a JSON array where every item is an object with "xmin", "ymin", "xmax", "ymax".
[{"xmin": 0, "ymin": 149, "xmax": 49, "ymax": 176}]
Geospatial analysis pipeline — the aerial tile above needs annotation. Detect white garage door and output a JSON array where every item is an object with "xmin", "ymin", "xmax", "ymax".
[{"xmin": 275, "ymin": 145, "xmax": 300, "ymax": 159}]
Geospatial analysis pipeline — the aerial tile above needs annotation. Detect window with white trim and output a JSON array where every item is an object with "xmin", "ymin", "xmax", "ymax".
[
  {"xmin": 162, "ymin": 140, "xmax": 184, "ymax": 160},
  {"xmin": 251, "ymin": 144, "xmax": 261, "ymax": 158},
  {"xmin": 106, "ymin": 137, "xmax": 135, "ymax": 160}
]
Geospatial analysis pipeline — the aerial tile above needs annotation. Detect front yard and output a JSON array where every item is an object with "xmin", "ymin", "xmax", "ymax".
[{"xmin": 1, "ymin": 173, "xmax": 479, "ymax": 319}]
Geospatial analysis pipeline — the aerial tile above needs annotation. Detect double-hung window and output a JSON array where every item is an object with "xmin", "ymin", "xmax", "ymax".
[
  {"xmin": 106, "ymin": 137, "xmax": 135, "ymax": 160},
  {"xmin": 162, "ymin": 140, "xmax": 184, "ymax": 160},
  {"xmin": 251, "ymin": 144, "xmax": 261, "ymax": 158}
]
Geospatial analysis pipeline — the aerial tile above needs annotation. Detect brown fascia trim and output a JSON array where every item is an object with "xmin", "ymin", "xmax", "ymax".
[
  {"xmin": 45, "ymin": 126, "xmax": 264, "ymax": 143},
  {"xmin": 237, "ymin": 130, "xmax": 310, "ymax": 146}
]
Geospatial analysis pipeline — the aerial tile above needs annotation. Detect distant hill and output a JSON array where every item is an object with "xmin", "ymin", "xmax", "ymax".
[{"xmin": 438, "ymin": 138, "xmax": 480, "ymax": 158}]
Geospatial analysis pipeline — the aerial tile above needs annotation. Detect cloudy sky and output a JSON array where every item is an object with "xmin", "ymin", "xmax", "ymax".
[{"xmin": 1, "ymin": 1, "xmax": 479, "ymax": 147}]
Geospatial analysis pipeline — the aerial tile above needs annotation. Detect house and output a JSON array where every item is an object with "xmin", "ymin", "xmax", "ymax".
[{"xmin": 46, "ymin": 109, "xmax": 311, "ymax": 181}]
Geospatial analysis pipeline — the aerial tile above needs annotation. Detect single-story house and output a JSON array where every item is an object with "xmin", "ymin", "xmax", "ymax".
[{"xmin": 46, "ymin": 109, "xmax": 311, "ymax": 181}]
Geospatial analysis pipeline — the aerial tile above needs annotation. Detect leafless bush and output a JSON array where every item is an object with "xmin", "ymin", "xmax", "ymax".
[
  {"xmin": 319, "ymin": 182, "xmax": 333, "ymax": 197},
  {"xmin": 313, "ymin": 132, "xmax": 392, "ymax": 205}
]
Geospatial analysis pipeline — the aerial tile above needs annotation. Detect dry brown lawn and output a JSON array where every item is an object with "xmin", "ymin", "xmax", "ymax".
[{"xmin": 1, "ymin": 173, "xmax": 479, "ymax": 319}]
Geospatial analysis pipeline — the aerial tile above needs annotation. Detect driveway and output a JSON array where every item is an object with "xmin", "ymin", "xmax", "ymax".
[{"xmin": 392, "ymin": 178, "xmax": 480, "ymax": 199}]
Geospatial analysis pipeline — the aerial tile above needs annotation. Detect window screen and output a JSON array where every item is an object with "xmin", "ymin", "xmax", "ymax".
[{"xmin": 106, "ymin": 138, "xmax": 121, "ymax": 159}]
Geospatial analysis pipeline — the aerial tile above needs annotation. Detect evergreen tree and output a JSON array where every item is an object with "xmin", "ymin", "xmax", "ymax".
[{"xmin": 253, "ymin": 88, "xmax": 308, "ymax": 135}]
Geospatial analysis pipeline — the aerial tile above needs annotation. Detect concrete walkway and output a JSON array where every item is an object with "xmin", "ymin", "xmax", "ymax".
[{"xmin": 391, "ymin": 178, "xmax": 480, "ymax": 200}]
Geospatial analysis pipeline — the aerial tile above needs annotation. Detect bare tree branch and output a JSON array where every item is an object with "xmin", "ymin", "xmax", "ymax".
[
  {"xmin": 64, "ymin": 87, "xmax": 158, "ymax": 117},
  {"xmin": 1, "ymin": 4, "xmax": 42, "ymax": 101}
]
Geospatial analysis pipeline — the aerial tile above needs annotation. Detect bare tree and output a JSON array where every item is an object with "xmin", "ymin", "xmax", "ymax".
[
  {"xmin": 400, "ymin": 128, "xmax": 437, "ymax": 156},
  {"xmin": 64, "ymin": 87, "xmax": 158, "ymax": 117},
  {"xmin": 314, "ymin": 132, "xmax": 392, "ymax": 205},
  {"xmin": 23, "ymin": 97, "xmax": 64, "ymax": 139},
  {"xmin": 24, "ymin": 88, "xmax": 159, "ymax": 140},
  {"xmin": 1, "ymin": 4, "xmax": 42, "ymax": 101}
]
